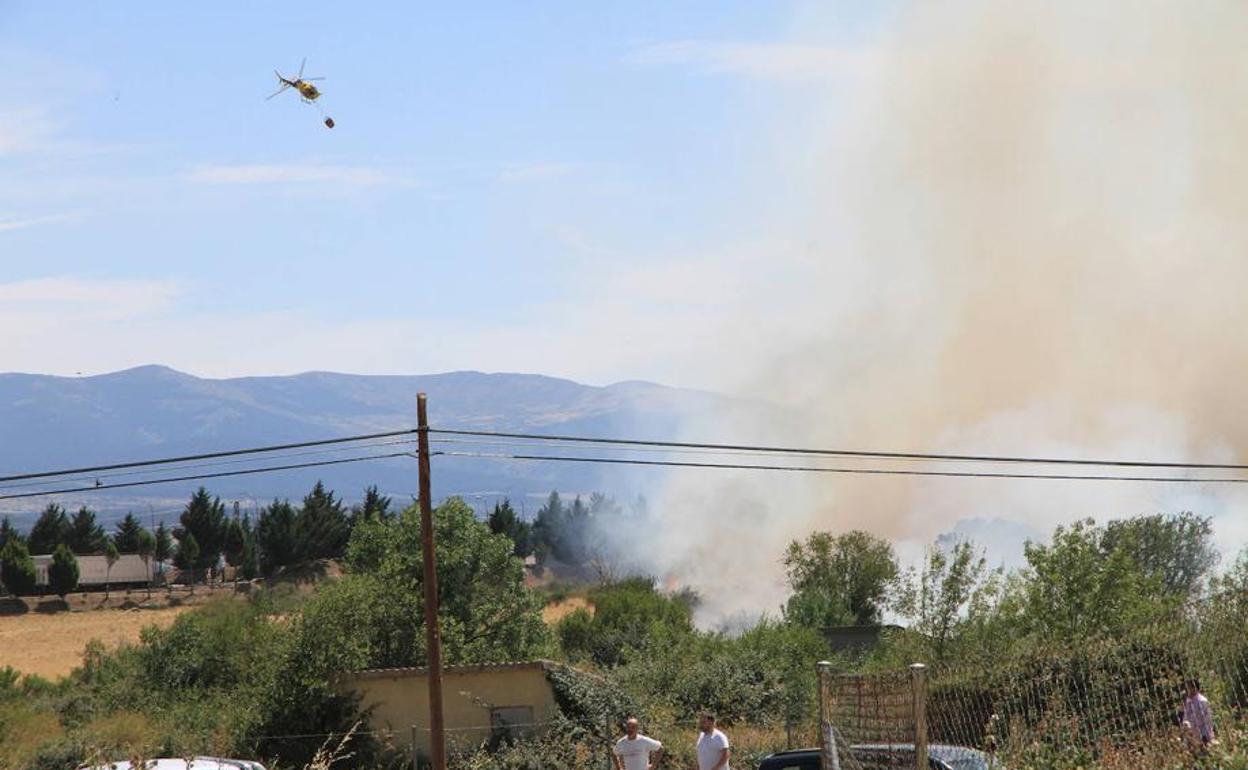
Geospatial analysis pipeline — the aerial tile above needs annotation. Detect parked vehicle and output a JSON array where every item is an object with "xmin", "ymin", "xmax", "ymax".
[
  {"xmin": 758, "ymin": 744, "xmax": 1002, "ymax": 770},
  {"xmin": 77, "ymin": 758, "xmax": 267, "ymax": 770}
]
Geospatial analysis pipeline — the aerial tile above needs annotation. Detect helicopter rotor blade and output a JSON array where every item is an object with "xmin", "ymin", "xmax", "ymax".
[
  {"xmin": 302, "ymin": 77, "xmax": 326, "ymax": 82},
  {"xmin": 266, "ymin": 84, "xmax": 290, "ymax": 100},
  {"xmin": 298, "ymin": 57, "xmax": 306, "ymax": 78}
]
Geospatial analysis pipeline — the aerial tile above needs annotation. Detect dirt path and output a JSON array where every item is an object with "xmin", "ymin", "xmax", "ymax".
[{"xmin": 0, "ymin": 606, "xmax": 189, "ymax": 680}]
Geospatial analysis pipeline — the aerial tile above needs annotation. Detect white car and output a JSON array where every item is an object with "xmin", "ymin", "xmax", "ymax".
[{"xmin": 78, "ymin": 759, "xmax": 267, "ymax": 770}]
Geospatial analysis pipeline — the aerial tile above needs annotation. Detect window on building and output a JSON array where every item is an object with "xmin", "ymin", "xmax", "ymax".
[{"xmin": 490, "ymin": 705, "xmax": 535, "ymax": 746}]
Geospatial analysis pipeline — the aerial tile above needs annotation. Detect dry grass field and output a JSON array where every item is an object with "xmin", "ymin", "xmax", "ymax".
[
  {"xmin": 0, "ymin": 585, "xmax": 245, "ymax": 680},
  {"xmin": 0, "ymin": 605, "xmax": 188, "ymax": 679},
  {"xmin": 542, "ymin": 595, "xmax": 590, "ymax": 623}
]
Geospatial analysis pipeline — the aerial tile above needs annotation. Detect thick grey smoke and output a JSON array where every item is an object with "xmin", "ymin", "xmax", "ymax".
[{"xmin": 636, "ymin": 0, "xmax": 1248, "ymax": 625}]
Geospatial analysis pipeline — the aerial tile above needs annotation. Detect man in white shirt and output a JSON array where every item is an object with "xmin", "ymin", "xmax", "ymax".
[
  {"xmin": 614, "ymin": 717, "xmax": 663, "ymax": 770},
  {"xmin": 696, "ymin": 712, "xmax": 730, "ymax": 770}
]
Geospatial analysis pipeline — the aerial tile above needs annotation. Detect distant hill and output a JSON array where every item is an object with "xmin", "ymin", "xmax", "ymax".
[{"xmin": 0, "ymin": 365, "xmax": 740, "ymax": 527}]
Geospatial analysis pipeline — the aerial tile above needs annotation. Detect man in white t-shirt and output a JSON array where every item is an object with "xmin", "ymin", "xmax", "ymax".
[
  {"xmin": 696, "ymin": 712, "xmax": 730, "ymax": 770},
  {"xmin": 614, "ymin": 717, "xmax": 663, "ymax": 770}
]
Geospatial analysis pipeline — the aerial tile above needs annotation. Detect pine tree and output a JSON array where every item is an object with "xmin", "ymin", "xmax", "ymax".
[
  {"xmin": 532, "ymin": 491, "xmax": 565, "ymax": 563},
  {"xmin": 296, "ymin": 481, "xmax": 349, "ymax": 560},
  {"xmin": 113, "ymin": 513, "xmax": 146, "ymax": 553},
  {"xmin": 0, "ymin": 517, "xmax": 22, "ymax": 551},
  {"xmin": 48, "ymin": 544, "xmax": 79, "ymax": 598},
  {"xmin": 488, "ymin": 499, "xmax": 532, "ymax": 558},
  {"xmin": 28, "ymin": 504, "xmax": 70, "ymax": 555},
  {"xmin": 223, "ymin": 518, "xmax": 246, "ymax": 582},
  {"xmin": 175, "ymin": 532, "xmax": 201, "ymax": 577},
  {"xmin": 67, "ymin": 507, "xmax": 107, "ymax": 554},
  {"xmin": 350, "ymin": 485, "xmax": 393, "ymax": 526},
  {"xmin": 153, "ymin": 522, "xmax": 173, "ymax": 565},
  {"xmin": 257, "ymin": 500, "xmax": 298, "ymax": 573},
  {"xmin": 175, "ymin": 488, "xmax": 226, "ymax": 569},
  {"xmin": 0, "ymin": 539, "xmax": 36, "ymax": 596}
]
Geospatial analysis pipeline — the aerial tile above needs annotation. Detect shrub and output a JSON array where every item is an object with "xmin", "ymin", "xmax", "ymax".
[
  {"xmin": 0, "ymin": 539, "xmax": 36, "ymax": 596},
  {"xmin": 48, "ymin": 544, "xmax": 79, "ymax": 598}
]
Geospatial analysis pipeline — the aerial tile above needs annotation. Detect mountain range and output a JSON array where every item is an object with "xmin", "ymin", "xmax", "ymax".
[{"xmin": 0, "ymin": 365, "xmax": 738, "ymax": 527}]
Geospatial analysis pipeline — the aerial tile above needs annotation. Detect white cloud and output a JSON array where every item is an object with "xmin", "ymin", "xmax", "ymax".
[
  {"xmin": 626, "ymin": 41, "xmax": 869, "ymax": 82},
  {"xmin": 0, "ymin": 107, "xmax": 65, "ymax": 155},
  {"xmin": 0, "ymin": 277, "xmax": 182, "ymax": 322},
  {"xmin": 496, "ymin": 162, "xmax": 582, "ymax": 184},
  {"xmin": 0, "ymin": 212, "xmax": 80, "ymax": 233},
  {"xmin": 187, "ymin": 163, "xmax": 417, "ymax": 188}
]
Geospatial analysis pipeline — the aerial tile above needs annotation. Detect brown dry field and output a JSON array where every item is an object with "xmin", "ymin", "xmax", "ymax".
[
  {"xmin": 0, "ymin": 605, "xmax": 189, "ymax": 679},
  {"xmin": 542, "ymin": 595, "xmax": 590, "ymax": 624}
]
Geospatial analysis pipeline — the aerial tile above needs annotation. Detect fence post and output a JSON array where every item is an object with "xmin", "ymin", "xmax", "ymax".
[
  {"xmin": 816, "ymin": 661, "xmax": 840, "ymax": 770},
  {"xmin": 910, "ymin": 664, "xmax": 928, "ymax": 770},
  {"xmin": 411, "ymin": 724, "xmax": 419, "ymax": 770}
]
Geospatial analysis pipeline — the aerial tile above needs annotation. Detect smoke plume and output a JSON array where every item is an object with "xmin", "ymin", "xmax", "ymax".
[{"xmin": 639, "ymin": 0, "xmax": 1248, "ymax": 625}]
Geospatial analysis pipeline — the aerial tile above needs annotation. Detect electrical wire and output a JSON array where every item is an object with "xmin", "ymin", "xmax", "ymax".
[
  {"xmin": 430, "ymin": 428, "xmax": 1248, "ymax": 471},
  {"xmin": 0, "ymin": 451, "xmax": 415, "ymax": 501},
  {"xmin": 0, "ymin": 428, "xmax": 417, "ymax": 484},
  {"xmin": 430, "ymin": 436, "xmax": 953, "ymax": 462},
  {"xmin": 437, "ymin": 450, "xmax": 1248, "ymax": 484},
  {"xmin": 0, "ymin": 438, "xmax": 418, "ymax": 492}
]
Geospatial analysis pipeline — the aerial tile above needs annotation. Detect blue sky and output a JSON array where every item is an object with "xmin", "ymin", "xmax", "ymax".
[
  {"xmin": 1, "ymin": 1, "xmax": 898, "ymax": 386},
  {"xmin": 10, "ymin": 1, "xmax": 1248, "ymax": 577}
]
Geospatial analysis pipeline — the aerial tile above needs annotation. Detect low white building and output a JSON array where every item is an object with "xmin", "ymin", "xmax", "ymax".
[{"xmin": 32, "ymin": 553, "xmax": 152, "ymax": 587}]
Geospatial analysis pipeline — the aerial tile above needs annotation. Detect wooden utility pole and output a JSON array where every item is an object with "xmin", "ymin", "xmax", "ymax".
[{"xmin": 417, "ymin": 393, "xmax": 446, "ymax": 770}]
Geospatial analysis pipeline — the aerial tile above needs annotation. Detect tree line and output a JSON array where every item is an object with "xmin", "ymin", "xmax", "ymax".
[
  {"xmin": 0, "ymin": 482, "xmax": 395, "ymax": 597},
  {"xmin": 486, "ymin": 490, "xmax": 646, "ymax": 568}
]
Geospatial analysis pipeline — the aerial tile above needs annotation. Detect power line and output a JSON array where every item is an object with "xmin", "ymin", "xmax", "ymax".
[
  {"xmin": 438, "ymin": 450, "xmax": 1248, "ymax": 484},
  {"xmin": 430, "ymin": 428, "xmax": 1248, "ymax": 472},
  {"xmin": 0, "ymin": 451, "xmax": 413, "ymax": 501},
  {"xmin": 0, "ymin": 438, "xmax": 418, "ymax": 492},
  {"xmin": 0, "ymin": 428, "xmax": 417, "ymax": 484}
]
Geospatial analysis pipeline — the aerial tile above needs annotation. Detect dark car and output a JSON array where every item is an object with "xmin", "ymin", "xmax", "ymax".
[{"xmin": 758, "ymin": 744, "xmax": 1002, "ymax": 770}]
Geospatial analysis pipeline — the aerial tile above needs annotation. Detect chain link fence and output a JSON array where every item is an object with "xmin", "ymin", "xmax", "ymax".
[{"xmin": 819, "ymin": 591, "xmax": 1248, "ymax": 769}]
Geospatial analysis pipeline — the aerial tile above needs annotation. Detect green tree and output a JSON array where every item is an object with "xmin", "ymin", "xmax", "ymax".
[
  {"xmin": 48, "ymin": 544, "xmax": 79, "ymax": 598},
  {"xmin": 175, "ymin": 488, "xmax": 227, "ymax": 569},
  {"xmin": 67, "ymin": 506, "xmax": 107, "ymax": 554},
  {"xmin": 113, "ymin": 513, "xmax": 146, "ymax": 553},
  {"xmin": 175, "ymin": 532, "xmax": 201, "ymax": 579},
  {"xmin": 341, "ymin": 497, "xmax": 549, "ymax": 665},
  {"xmin": 1018, "ymin": 518, "xmax": 1166, "ymax": 640},
  {"xmin": 223, "ymin": 518, "xmax": 246, "ymax": 583},
  {"xmin": 103, "ymin": 539, "xmax": 120, "ymax": 598},
  {"xmin": 0, "ymin": 539, "xmax": 36, "ymax": 596},
  {"xmin": 783, "ymin": 530, "xmax": 899, "ymax": 627},
  {"xmin": 531, "ymin": 490, "xmax": 565, "ymax": 563},
  {"xmin": 895, "ymin": 540, "xmax": 1000, "ymax": 662},
  {"xmin": 256, "ymin": 500, "xmax": 298, "ymax": 573},
  {"xmin": 27, "ymin": 503, "xmax": 70, "ymax": 554},
  {"xmin": 557, "ymin": 576, "xmax": 695, "ymax": 666},
  {"xmin": 350, "ymin": 485, "xmax": 392, "ymax": 526},
  {"xmin": 0, "ymin": 517, "xmax": 22, "ymax": 551},
  {"xmin": 136, "ymin": 528, "xmax": 156, "ymax": 598},
  {"xmin": 296, "ymin": 481, "xmax": 349, "ymax": 560},
  {"xmin": 153, "ymin": 521, "xmax": 173, "ymax": 565},
  {"xmin": 239, "ymin": 514, "xmax": 259, "ymax": 580},
  {"xmin": 1101, "ymin": 512, "xmax": 1217, "ymax": 599},
  {"xmin": 488, "ymin": 499, "xmax": 532, "ymax": 558}
]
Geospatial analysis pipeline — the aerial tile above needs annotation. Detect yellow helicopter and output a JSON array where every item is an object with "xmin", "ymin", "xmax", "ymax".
[{"xmin": 267, "ymin": 58, "xmax": 334, "ymax": 128}]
